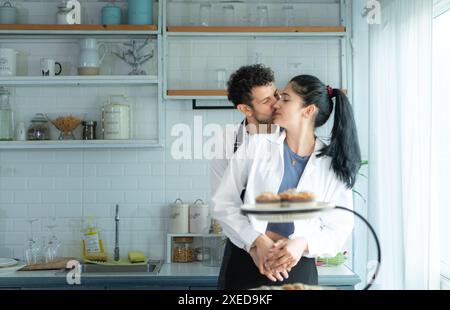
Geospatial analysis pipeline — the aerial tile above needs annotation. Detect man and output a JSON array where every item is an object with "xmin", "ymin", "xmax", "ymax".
[
  {"xmin": 210, "ymin": 64, "xmax": 288, "ymax": 289},
  {"xmin": 210, "ymin": 64, "xmax": 280, "ymax": 196}
]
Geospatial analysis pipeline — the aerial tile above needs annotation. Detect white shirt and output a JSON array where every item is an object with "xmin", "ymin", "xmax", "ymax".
[
  {"xmin": 210, "ymin": 121, "xmax": 248, "ymax": 198},
  {"xmin": 211, "ymin": 130, "xmax": 354, "ymax": 258}
]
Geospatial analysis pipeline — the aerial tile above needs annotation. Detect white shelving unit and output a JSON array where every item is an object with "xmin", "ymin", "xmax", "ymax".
[
  {"xmin": 166, "ymin": 233, "xmax": 224, "ymax": 264},
  {"xmin": 162, "ymin": 0, "xmax": 352, "ymax": 101},
  {"xmin": 0, "ymin": 1, "xmax": 164, "ymax": 149}
]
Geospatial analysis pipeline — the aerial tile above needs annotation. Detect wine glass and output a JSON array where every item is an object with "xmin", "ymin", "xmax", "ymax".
[
  {"xmin": 44, "ymin": 217, "xmax": 61, "ymax": 263},
  {"xmin": 24, "ymin": 218, "xmax": 42, "ymax": 265}
]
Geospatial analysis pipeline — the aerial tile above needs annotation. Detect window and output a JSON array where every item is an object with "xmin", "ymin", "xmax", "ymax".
[{"xmin": 432, "ymin": 1, "xmax": 450, "ymax": 284}]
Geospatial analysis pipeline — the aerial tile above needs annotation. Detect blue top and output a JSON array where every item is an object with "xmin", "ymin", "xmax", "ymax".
[{"xmin": 266, "ymin": 140, "xmax": 310, "ymax": 237}]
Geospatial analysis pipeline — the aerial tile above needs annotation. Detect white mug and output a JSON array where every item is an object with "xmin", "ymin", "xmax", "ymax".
[{"xmin": 40, "ymin": 58, "xmax": 62, "ymax": 76}]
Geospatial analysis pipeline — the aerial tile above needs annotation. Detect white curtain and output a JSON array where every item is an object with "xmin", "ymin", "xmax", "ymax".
[{"xmin": 368, "ymin": 0, "xmax": 441, "ymax": 289}]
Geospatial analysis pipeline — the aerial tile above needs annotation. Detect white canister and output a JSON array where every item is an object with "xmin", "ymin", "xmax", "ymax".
[
  {"xmin": 102, "ymin": 95, "xmax": 132, "ymax": 140},
  {"xmin": 169, "ymin": 199, "xmax": 189, "ymax": 234},
  {"xmin": 0, "ymin": 48, "xmax": 17, "ymax": 76},
  {"xmin": 189, "ymin": 199, "xmax": 210, "ymax": 234}
]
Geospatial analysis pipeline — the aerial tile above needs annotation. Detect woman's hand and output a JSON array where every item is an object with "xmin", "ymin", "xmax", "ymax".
[
  {"xmin": 265, "ymin": 237, "xmax": 308, "ymax": 271},
  {"xmin": 250, "ymin": 235, "xmax": 289, "ymax": 282}
]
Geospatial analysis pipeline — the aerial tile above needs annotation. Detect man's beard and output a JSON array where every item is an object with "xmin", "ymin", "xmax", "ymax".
[{"xmin": 254, "ymin": 114, "xmax": 273, "ymax": 125}]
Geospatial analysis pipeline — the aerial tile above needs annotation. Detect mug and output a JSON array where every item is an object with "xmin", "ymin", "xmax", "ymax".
[{"xmin": 40, "ymin": 58, "xmax": 62, "ymax": 76}]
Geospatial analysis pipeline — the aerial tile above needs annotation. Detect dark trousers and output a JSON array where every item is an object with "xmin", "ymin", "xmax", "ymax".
[{"xmin": 218, "ymin": 239, "xmax": 318, "ymax": 290}]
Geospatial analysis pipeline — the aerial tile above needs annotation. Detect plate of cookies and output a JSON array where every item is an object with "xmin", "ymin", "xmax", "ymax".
[{"xmin": 240, "ymin": 190, "xmax": 334, "ymax": 221}]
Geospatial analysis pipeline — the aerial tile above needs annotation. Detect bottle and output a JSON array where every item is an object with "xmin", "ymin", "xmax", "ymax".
[
  {"xmin": 15, "ymin": 121, "xmax": 26, "ymax": 141},
  {"xmin": 82, "ymin": 216, "xmax": 106, "ymax": 261},
  {"xmin": 0, "ymin": 87, "xmax": 13, "ymax": 141},
  {"xmin": 82, "ymin": 120, "xmax": 97, "ymax": 140}
]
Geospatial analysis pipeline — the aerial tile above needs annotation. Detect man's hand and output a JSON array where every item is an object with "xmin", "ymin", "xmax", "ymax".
[
  {"xmin": 250, "ymin": 235, "xmax": 289, "ymax": 282},
  {"xmin": 265, "ymin": 237, "xmax": 308, "ymax": 271}
]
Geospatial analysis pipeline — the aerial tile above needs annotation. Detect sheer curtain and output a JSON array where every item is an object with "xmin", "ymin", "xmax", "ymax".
[{"xmin": 368, "ymin": 0, "xmax": 440, "ymax": 289}]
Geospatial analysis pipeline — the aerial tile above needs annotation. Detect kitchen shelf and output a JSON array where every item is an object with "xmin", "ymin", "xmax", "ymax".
[
  {"xmin": 166, "ymin": 233, "xmax": 224, "ymax": 264},
  {"xmin": 166, "ymin": 89, "xmax": 347, "ymax": 99},
  {"xmin": 0, "ymin": 24, "xmax": 159, "ymax": 35},
  {"xmin": 166, "ymin": 26, "xmax": 346, "ymax": 37},
  {"xmin": 0, "ymin": 140, "xmax": 162, "ymax": 150},
  {"xmin": 0, "ymin": 76, "xmax": 159, "ymax": 86}
]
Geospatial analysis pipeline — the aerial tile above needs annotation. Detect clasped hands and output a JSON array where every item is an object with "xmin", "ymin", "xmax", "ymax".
[{"xmin": 249, "ymin": 233, "xmax": 308, "ymax": 282}]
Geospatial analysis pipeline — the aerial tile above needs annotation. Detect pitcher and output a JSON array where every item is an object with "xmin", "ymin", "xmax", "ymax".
[{"xmin": 78, "ymin": 38, "xmax": 106, "ymax": 75}]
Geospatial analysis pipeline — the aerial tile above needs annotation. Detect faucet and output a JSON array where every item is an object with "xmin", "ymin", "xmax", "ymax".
[{"xmin": 114, "ymin": 204, "xmax": 120, "ymax": 261}]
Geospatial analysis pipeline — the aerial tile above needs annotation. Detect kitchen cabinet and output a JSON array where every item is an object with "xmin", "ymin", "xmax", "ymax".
[
  {"xmin": 0, "ymin": 0, "xmax": 163, "ymax": 149},
  {"xmin": 162, "ymin": 0, "xmax": 352, "ymax": 101}
]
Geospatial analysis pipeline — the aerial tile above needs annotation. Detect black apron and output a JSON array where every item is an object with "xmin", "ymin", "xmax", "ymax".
[{"xmin": 217, "ymin": 121, "xmax": 318, "ymax": 290}]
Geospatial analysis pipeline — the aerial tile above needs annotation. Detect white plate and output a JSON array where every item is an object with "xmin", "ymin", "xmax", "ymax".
[
  {"xmin": 0, "ymin": 258, "xmax": 18, "ymax": 268},
  {"xmin": 0, "ymin": 261, "xmax": 26, "ymax": 274},
  {"xmin": 241, "ymin": 202, "xmax": 334, "ymax": 222}
]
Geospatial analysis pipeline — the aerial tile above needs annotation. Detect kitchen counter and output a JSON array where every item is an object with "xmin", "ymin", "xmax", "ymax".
[{"xmin": 0, "ymin": 262, "xmax": 360, "ymax": 290}]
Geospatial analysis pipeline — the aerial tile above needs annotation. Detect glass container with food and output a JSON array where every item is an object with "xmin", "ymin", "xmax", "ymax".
[{"xmin": 172, "ymin": 237, "xmax": 195, "ymax": 263}]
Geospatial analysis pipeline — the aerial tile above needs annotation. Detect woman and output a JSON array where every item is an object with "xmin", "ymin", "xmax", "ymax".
[{"xmin": 212, "ymin": 75, "xmax": 361, "ymax": 290}]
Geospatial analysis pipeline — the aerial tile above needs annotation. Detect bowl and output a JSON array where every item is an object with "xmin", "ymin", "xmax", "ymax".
[{"xmin": 46, "ymin": 113, "xmax": 86, "ymax": 140}]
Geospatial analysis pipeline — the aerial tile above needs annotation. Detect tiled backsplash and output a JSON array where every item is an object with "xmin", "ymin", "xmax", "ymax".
[{"xmin": 0, "ymin": 98, "xmax": 241, "ymax": 261}]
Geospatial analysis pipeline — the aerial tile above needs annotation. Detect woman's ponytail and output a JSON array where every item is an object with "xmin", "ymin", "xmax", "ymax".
[
  {"xmin": 318, "ymin": 89, "xmax": 361, "ymax": 188},
  {"xmin": 289, "ymin": 75, "xmax": 361, "ymax": 189}
]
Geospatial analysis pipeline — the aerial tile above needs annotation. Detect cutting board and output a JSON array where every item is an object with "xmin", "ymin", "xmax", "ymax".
[{"xmin": 19, "ymin": 257, "xmax": 76, "ymax": 271}]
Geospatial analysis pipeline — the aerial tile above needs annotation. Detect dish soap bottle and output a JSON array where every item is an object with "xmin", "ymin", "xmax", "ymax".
[{"xmin": 82, "ymin": 216, "xmax": 107, "ymax": 261}]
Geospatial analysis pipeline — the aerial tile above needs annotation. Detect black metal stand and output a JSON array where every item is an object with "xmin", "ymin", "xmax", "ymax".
[{"xmin": 335, "ymin": 206, "xmax": 381, "ymax": 290}]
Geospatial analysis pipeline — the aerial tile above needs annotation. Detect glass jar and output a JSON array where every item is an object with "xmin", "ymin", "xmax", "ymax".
[
  {"xmin": 0, "ymin": 87, "xmax": 14, "ymax": 141},
  {"xmin": 172, "ymin": 237, "xmax": 194, "ymax": 263},
  {"xmin": 82, "ymin": 120, "xmax": 97, "ymax": 140},
  {"xmin": 27, "ymin": 113, "xmax": 50, "ymax": 141}
]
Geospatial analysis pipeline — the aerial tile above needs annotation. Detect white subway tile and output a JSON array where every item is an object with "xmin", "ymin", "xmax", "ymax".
[
  {"xmin": 54, "ymin": 204, "xmax": 83, "ymax": 218},
  {"xmin": 83, "ymin": 150, "xmax": 111, "ymax": 163},
  {"xmin": 83, "ymin": 204, "xmax": 111, "ymax": 218},
  {"xmin": 13, "ymin": 191, "xmax": 41, "ymax": 204},
  {"xmin": 42, "ymin": 191, "xmax": 67, "ymax": 204},
  {"xmin": 179, "ymin": 163, "xmax": 207, "ymax": 176},
  {"xmin": 68, "ymin": 164, "xmax": 83, "ymax": 177},
  {"xmin": 83, "ymin": 177, "xmax": 110, "ymax": 190},
  {"xmin": 27, "ymin": 178, "xmax": 55, "ymax": 190},
  {"xmin": 82, "ymin": 164, "xmax": 96, "ymax": 177},
  {"xmin": 11, "ymin": 219, "xmax": 30, "ymax": 232},
  {"xmin": 54, "ymin": 177, "xmax": 83, "ymax": 190},
  {"xmin": 0, "ymin": 219, "xmax": 11, "ymax": 232},
  {"xmin": 111, "ymin": 177, "xmax": 138, "ymax": 190},
  {"xmin": 124, "ymin": 191, "xmax": 151, "ymax": 204},
  {"xmin": 166, "ymin": 176, "xmax": 192, "ymax": 190},
  {"xmin": 14, "ymin": 164, "xmax": 43, "ymax": 177},
  {"xmin": 138, "ymin": 177, "xmax": 163, "ymax": 190},
  {"xmin": 151, "ymin": 191, "xmax": 165, "ymax": 203},
  {"xmin": 83, "ymin": 191, "xmax": 97, "ymax": 203},
  {"xmin": 0, "ymin": 204, "xmax": 27, "ymax": 217},
  {"xmin": 28, "ymin": 205, "xmax": 55, "ymax": 218},
  {"xmin": 54, "ymin": 151, "xmax": 83, "ymax": 163},
  {"xmin": 125, "ymin": 164, "xmax": 152, "ymax": 176},
  {"xmin": 0, "ymin": 178, "xmax": 27, "ymax": 190},
  {"xmin": 42, "ymin": 164, "xmax": 68, "ymax": 177},
  {"xmin": 165, "ymin": 163, "xmax": 179, "ymax": 176},
  {"xmin": 68, "ymin": 192, "xmax": 83, "ymax": 204},
  {"xmin": 1, "ymin": 151, "xmax": 28, "ymax": 162},
  {"xmin": 151, "ymin": 165, "xmax": 164, "ymax": 176},
  {"xmin": 96, "ymin": 191, "xmax": 124, "ymax": 204},
  {"xmin": 110, "ymin": 150, "xmax": 138, "ymax": 163},
  {"xmin": 27, "ymin": 151, "xmax": 56, "ymax": 162},
  {"xmin": 0, "ymin": 247, "xmax": 12, "ymax": 258},
  {"xmin": 96, "ymin": 164, "xmax": 124, "ymax": 176},
  {"xmin": 3, "ymin": 232, "xmax": 28, "ymax": 245}
]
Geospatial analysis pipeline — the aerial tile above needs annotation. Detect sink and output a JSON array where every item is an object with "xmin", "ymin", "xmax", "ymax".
[{"xmin": 55, "ymin": 260, "xmax": 163, "ymax": 275}]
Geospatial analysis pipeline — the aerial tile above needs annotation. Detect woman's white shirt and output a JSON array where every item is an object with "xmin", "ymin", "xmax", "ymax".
[{"xmin": 211, "ymin": 130, "xmax": 354, "ymax": 258}]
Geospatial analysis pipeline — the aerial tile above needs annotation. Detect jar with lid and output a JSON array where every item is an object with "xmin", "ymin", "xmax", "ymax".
[
  {"xmin": 0, "ymin": 87, "xmax": 13, "ymax": 141},
  {"xmin": 27, "ymin": 113, "xmax": 50, "ymax": 141},
  {"xmin": 172, "ymin": 237, "xmax": 195, "ymax": 263},
  {"xmin": 82, "ymin": 120, "xmax": 97, "ymax": 140}
]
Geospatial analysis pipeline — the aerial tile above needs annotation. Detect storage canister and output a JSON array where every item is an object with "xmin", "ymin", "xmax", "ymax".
[
  {"xmin": 127, "ymin": 0, "xmax": 152, "ymax": 25},
  {"xmin": 102, "ymin": 5, "xmax": 122, "ymax": 25},
  {"xmin": 169, "ymin": 199, "xmax": 189, "ymax": 234},
  {"xmin": 0, "ymin": 48, "xmax": 17, "ymax": 76},
  {"xmin": 0, "ymin": 2, "xmax": 17, "ymax": 24},
  {"xmin": 189, "ymin": 199, "xmax": 210, "ymax": 234}
]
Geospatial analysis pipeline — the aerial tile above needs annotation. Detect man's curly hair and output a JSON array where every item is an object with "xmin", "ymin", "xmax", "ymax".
[{"xmin": 227, "ymin": 64, "xmax": 275, "ymax": 107}]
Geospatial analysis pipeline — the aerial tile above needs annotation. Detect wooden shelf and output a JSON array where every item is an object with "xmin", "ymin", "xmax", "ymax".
[
  {"xmin": 167, "ymin": 90, "xmax": 227, "ymax": 97},
  {"xmin": 0, "ymin": 75, "xmax": 159, "ymax": 86},
  {"xmin": 0, "ymin": 140, "xmax": 161, "ymax": 150},
  {"xmin": 167, "ymin": 89, "xmax": 347, "ymax": 97},
  {"xmin": 167, "ymin": 26, "xmax": 346, "ymax": 33},
  {"xmin": 0, "ymin": 24, "xmax": 158, "ymax": 35}
]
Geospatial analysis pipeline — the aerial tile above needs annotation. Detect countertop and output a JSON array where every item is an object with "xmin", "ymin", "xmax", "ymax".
[{"xmin": 0, "ymin": 262, "xmax": 360, "ymax": 289}]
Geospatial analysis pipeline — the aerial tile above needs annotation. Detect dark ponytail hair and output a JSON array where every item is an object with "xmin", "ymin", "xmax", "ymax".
[{"xmin": 289, "ymin": 75, "xmax": 361, "ymax": 188}]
